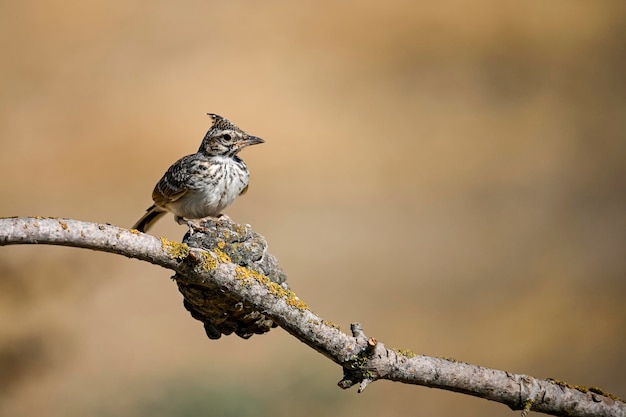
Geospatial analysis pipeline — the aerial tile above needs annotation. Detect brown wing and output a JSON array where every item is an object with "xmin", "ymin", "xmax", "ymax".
[{"xmin": 152, "ymin": 154, "xmax": 196, "ymax": 207}]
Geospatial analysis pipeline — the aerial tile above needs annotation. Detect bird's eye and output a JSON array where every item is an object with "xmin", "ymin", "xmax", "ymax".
[{"xmin": 222, "ymin": 134, "xmax": 232, "ymax": 142}]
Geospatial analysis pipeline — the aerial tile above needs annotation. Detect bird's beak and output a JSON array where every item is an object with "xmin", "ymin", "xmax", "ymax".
[{"xmin": 240, "ymin": 135, "xmax": 265, "ymax": 147}]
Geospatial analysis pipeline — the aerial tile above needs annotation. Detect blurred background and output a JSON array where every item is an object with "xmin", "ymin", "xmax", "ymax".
[{"xmin": 1, "ymin": 1, "xmax": 625, "ymax": 416}]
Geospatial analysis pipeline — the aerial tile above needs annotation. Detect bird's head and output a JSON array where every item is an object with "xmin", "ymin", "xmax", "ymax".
[{"xmin": 200, "ymin": 113, "xmax": 264, "ymax": 157}]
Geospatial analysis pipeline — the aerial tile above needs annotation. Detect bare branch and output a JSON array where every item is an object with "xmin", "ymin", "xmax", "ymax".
[{"xmin": 0, "ymin": 217, "xmax": 623, "ymax": 417}]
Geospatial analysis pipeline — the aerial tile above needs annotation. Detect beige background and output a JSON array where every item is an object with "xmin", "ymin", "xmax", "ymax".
[{"xmin": 1, "ymin": 1, "xmax": 625, "ymax": 416}]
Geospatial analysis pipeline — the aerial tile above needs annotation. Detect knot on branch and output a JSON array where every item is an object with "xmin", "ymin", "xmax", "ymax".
[
  {"xmin": 174, "ymin": 218, "xmax": 288, "ymax": 340},
  {"xmin": 338, "ymin": 323, "xmax": 397, "ymax": 393}
]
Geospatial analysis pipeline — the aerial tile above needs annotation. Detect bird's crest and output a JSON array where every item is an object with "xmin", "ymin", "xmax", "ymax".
[{"xmin": 207, "ymin": 113, "xmax": 241, "ymax": 133}]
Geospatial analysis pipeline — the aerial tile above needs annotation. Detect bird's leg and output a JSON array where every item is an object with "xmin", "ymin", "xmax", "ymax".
[
  {"xmin": 176, "ymin": 215, "xmax": 230, "ymax": 233},
  {"xmin": 175, "ymin": 216, "xmax": 209, "ymax": 234}
]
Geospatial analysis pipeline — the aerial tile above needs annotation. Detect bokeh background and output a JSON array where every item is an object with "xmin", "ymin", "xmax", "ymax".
[{"xmin": 1, "ymin": 1, "xmax": 625, "ymax": 416}]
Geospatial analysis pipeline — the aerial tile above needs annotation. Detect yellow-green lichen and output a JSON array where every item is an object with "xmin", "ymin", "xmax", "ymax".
[
  {"xmin": 213, "ymin": 248, "xmax": 231, "ymax": 263},
  {"xmin": 285, "ymin": 291, "xmax": 308, "ymax": 310},
  {"xmin": 201, "ymin": 251, "xmax": 218, "ymax": 271},
  {"xmin": 435, "ymin": 356, "xmax": 464, "ymax": 364},
  {"xmin": 521, "ymin": 399, "xmax": 534, "ymax": 417},
  {"xmin": 323, "ymin": 320, "xmax": 341, "ymax": 330},
  {"xmin": 129, "ymin": 228, "xmax": 141, "ymax": 235},
  {"xmin": 349, "ymin": 352, "xmax": 368, "ymax": 368},
  {"xmin": 268, "ymin": 282, "xmax": 309, "ymax": 310},
  {"xmin": 266, "ymin": 281, "xmax": 285, "ymax": 295},
  {"xmin": 547, "ymin": 379, "xmax": 622, "ymax": 401},
  {"xmin": 235, "ymin": 265, "xmax": 269, "ymax": 284},
  {"xmin": 58, "ymin": 220, "xmax": 68, "ymax": 230},
  {"xmin": 233, "ymin": 266, "xmax": 309, "ymax": 310},
  {"xmin": 217, "ymin": 240, "xmax": 226, "ymax": 249},
  {"xmin": 348, "ymin": 352, "xmax": 375, "ymax": 378},
  {"xmin": 197, "ymin": 248, "xmax": 233, "ymax": 271},
  {"xmin": 160, "ymin": 238, "xmax": 190, "ymax": 260},
  {"xmin": 390, "ymin": 347, "xmax": 417, "ymax": 358}
]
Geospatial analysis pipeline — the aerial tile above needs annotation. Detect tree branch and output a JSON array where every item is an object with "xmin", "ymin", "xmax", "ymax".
[{"xmin": 0, "ymin": 217, "xmax": 623, "ymax": 417}]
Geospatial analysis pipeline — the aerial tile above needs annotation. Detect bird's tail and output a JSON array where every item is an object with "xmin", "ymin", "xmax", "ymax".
[{"xmin": 132, "ymin": 205, "xmax": 167, "ymax": 232}]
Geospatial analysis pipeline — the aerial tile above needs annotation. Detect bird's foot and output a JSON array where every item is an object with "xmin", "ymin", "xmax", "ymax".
[
  {"xmin": 175, "ymin": 216, "xmax": 210, "ymax": 234},
  {"xmin": 176, "ymin": 215, "xmax": 232, "ymax": 234},
  {"xmin": 216, "ymin": 213, "xmax": 232, "ymax": 224}
]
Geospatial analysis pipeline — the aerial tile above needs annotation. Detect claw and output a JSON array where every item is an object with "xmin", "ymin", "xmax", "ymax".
[
  {"xmin": 174, "ymin": 216, "xmax": 210, "ymax": 234},
  {"xmin": 216, "ymin": 213, "xmax": 232, "ymax": 224}
]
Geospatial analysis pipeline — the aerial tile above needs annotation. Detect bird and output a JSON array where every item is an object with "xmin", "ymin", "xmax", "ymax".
[{"xmin": 132, "ymin": 113, "xmax": 264, "ymax": 233}]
